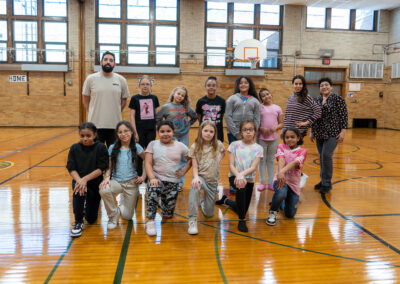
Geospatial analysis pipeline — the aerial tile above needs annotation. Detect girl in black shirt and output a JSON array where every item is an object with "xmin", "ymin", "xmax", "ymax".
[{"xmin": 66, "ymin": 122, "xmax": 108, "ymax": 237}]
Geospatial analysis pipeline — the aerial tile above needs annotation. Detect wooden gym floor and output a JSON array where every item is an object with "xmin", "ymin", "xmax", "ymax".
[{"xmin": 0, "ymin": 127, "xmax": 400, "ymax": 283}]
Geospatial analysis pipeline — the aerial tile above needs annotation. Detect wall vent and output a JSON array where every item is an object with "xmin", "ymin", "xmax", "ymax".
[
  {"xmin": 349, "ymin": 62, "xmax": 383, "ymax": 79},
  {"xmin": 392, "ymin": 62, "xmax": 400, "ymax": 79}
]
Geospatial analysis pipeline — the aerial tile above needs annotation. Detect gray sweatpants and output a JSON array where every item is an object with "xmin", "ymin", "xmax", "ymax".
[
  {"xmin": 99, "ymin": 179, "xmax": 139, "ymax": 220},
  {"xmin": 257, "ymin": 138, "xmax": 279, "ymax": 185},
  {"xmin": 188, "ymin": 176, "xmax": 218, "ymax": 218}
]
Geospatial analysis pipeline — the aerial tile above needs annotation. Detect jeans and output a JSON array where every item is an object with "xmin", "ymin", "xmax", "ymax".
[
  {"xmin": 257, "ymin": 138, "xmax": 279, "ymax": 185},
  {"xmin": 270, "ymin": 181, "xmax": 299, "ymax": 218},
  {"xmin": 316, "ymin": 137, "xmax": 337, "ymax": 187},
  {"xmin": 188, "ymin": 177, "xmax": 218, "ymax": 218},
  {"xmin": 72, "ymin": 180, "xmax": 101, "ymax": 224},
  {"xmin": 174, "ymin": 133, "xmax": 189, "ymax": 188}
]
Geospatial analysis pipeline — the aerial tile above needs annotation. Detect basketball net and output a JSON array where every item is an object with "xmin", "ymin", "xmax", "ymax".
[{"xmin": 248, "ymin": 57, "xmax": 259, "ymax": 70}]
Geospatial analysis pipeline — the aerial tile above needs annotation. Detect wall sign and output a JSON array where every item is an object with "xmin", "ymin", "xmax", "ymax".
[{"xmin": 9, "ymin": 75, "xmax": 27, "ymax": 82}]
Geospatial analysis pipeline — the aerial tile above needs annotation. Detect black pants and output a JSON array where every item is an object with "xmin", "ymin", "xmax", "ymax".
[
  {"xmin": 97, "ymin": 128, "xmax": 116, "ymax": 148},
  {"xmin": 137, "ymin": 128, "xmax": 156, "ymax": 176},
  {"xmin": 72, "ymin": 180, "xmax": 101, "ymax": 224},
  {"xmin": 226, "ymin": 176, "xmax": 254, "ymax": 219}
]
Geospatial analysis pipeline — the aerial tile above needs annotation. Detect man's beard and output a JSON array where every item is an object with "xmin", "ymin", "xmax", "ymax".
[{"xmin": 101, "ymin": 64, "xmax": 114, "ymax": 73}]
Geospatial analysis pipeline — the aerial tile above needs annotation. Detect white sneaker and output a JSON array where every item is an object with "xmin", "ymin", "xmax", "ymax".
[
  {"xmin": 146, "ymin": 220, "xmax": 156, "ymax": 236},
  {"xmin": 188, "ymin": 218, "xmax": 198, "ymax": 235},
  {"xmin": 300, "ymin": 173, "xmax": 308, "ymax": 188},
  {"xmin": 266, "ymin": 211, "xmax": 278, "ymax": 226},
  {"xmin": 107, "ymin": 208, "xmax": 120, "ymax": 230}
]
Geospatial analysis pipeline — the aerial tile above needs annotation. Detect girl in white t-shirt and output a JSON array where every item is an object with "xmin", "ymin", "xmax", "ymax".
[
  {"xmin": 187, "ymin": 121, "xmax": 225, "ymax": 235},
  {"xmin": 216, "ymin": 120, "xmax": 263, "ymax": 233},
  {"xmin": 144, "ymin": 120, "xmax": 192, "ymax": 236},
  {"xmin": 257, "ymin": 88, "xmax": 284, "ymax": 191},
  {"xmin": 266, "ymin": 127, "xmax": 307, "ymax": 226},
  {"xmin": 99, "ymin": 121, "xmax": 146, "ymax": 230}
]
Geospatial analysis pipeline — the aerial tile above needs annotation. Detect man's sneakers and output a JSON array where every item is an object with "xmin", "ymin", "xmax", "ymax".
[
  {"xmin": 107, "ymin": 208, "xmax": 120, "ymax": 230},
  {"xmin": 266, "ymin": 211, "xmax": 278, "ymax": 226},
  {"xmin": 188, "ymin": 218, "xmax": 198, "ymax": 235},
  {"xmin": 71, "ymin": 222, "xmax": 84, "ymax": 237},
  {"xmin": 146, "ymin": 220, "xmax": 156, "ymax": 236}
]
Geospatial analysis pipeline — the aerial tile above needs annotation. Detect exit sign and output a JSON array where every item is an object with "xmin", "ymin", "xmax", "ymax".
[{"xmin": 322, "ymin": 58, "xmax": 331, "ymax": 65}]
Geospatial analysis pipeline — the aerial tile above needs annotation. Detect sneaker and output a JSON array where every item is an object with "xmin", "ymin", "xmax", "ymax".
[
  {"xmin": 257, "ymin": 184, "xmax": 266, "ymax": 191},
  {"xmin": 314, "ymin": 182, "xmax": 322, "ymax": 190},
  {"xmin": 267, "ymin": 184, "xmax": 274, "ymax": 191},
  {"xmin": 146, "ymin": 220, "xmax": 156, "ymax": 236},
  {"xmin": 107, "ymin": 208, "xmax": 120, "ymax": 230},
  {"xmin": 215, "ymin": 195, "xmax": 227, "ymax": 205},
  {"xmin": 238, "ymin": 220, "xmax": 248, "ymax": 232},
  {"xmin": 266, "ymin": 211, "xmax": 278, "ymax": 226},
  {"xmin": 71, "ymin": 222, "xmax": 84, "ymax": 237},
  {"xmin": 300, "ymin": 173, "xmax": 308, "ymax": 188},
  {"xmin": 320, "ymin": 185, "xmax": 332, "ymax": 194},
  {"xmin": 188, "ymin": 218, "xmax": 198, "ymax": 235}
]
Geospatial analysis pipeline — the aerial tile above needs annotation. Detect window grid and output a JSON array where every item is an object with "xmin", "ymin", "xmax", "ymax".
[
  {"xmin": 306, "ymin": 7, "xmax": 377, "ymax": 31},
  {"xmin": 205, "ymin": 2, "xmax": 282, "ymax": 69},
  {"xmin": 0, "ymin": 0, "xmax": 68, "ymax": 63},
  {"xmin": 95, "ymin": 0, "xmax": 179, "ymax": 66}
]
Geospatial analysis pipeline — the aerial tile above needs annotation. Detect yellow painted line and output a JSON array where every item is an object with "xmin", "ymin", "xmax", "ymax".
[{"xmin": 0, "ymin": 160, "xmax": 14, "ymax": 170}]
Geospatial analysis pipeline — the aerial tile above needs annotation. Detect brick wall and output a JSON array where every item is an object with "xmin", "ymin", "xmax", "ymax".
[{"xmin": 0, "ymin": 1, "xmax": 399, "ymax": 129}]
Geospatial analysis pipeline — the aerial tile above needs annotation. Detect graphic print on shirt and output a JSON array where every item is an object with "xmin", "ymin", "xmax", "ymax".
[
  {"xmin": 140, "ymin": 99, "xmax": 154, "ymax": 120},
  {"xmin": 201, "ymin": 104, "xmax": 222, "ymax": 125}
]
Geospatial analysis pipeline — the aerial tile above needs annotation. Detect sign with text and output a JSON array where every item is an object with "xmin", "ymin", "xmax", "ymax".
[{"xmin": 9, "ymin": 75, "xmax": 27, "ymax": 82}]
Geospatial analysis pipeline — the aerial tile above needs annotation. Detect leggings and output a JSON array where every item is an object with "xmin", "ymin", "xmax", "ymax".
[{"xmin": 225, "ymin": 176, "xmax": 254, "ymax": 220}]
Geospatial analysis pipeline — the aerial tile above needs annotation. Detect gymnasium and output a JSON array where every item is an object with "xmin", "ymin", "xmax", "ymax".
[{"xmin": 0, "ymin": 0, "xmax": 400, "ymax": 283}]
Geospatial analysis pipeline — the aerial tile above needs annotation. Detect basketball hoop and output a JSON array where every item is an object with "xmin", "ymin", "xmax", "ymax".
[{"xmin": 248, "ymin": 57, "xmax": 259, "ymax": 70}]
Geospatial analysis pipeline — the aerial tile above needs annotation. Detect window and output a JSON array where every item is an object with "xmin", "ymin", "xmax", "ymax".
[
  {"xmin": 305, "ymin": 69, "xmax": 345, "ymax": 98},
  {"xmin": 1, "ymin": 0, "xmax": 68, "ymax": 63},
  {"xmin": 306, "ymin": 7, "xmax": 377, "ymax": 31},
  {"xmin": 96, "ymin": 0, "xmax": 179, "ymax": 66},
  {"xmin": 205, "ymin": 2, "xmax": 282, "ymax": 69}
]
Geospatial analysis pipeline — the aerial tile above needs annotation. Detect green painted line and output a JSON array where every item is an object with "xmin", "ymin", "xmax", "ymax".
[
  {"xmin": 113, "ymin": 220, "xmax": 133, "ymax": 284},
  {"xmin": 43, "ymin": 238, "xmax": 74, "ymax": 283},
  {"xmin": 214, "ymin": 208, "xmax": 229, "ymax": 284},
  {"xmin": 201, "ymin": 222, "xmax": 400, "ymax": 268},
  {"xmin": 113, "ymin": 195, "xmax": 140, "ymax": 283}
]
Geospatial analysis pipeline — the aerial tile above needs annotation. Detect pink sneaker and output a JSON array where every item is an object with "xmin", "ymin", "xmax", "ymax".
[
  {"xmin": 268, "ymin": 184, "xmax": 274, "ymax": 191},
  {"xmin": 257, "ymin": 184, "xmax": 266, "ymax": 191}
]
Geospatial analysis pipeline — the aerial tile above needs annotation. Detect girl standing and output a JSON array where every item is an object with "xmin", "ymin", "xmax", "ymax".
[
  {"xmin": 196, "ymin": 76, "xmax": 226, "ymax": 142},
  {"xmin": 257, "ymin": 88, "xmax": 284, "ymax": 191},
  {"xmin": 66, "ymin": 122, "xmax": 109, "ymax": 237},
  {"xmin": 129, "ymin": 75, "xmax": 159, "ymax": 175},
  {"xmin": 225, "ymin": 76, "xmax": 260, "ymax": 144},
  {"xmin": 99, "ymin": 121, "xmax": 146, "ymax": 230},
  {"xmin": 145, "ymin": 120, "xmax": 192, "ymax": 236},
  {"xmin": 156, "ymin": 87, "xmax": 197, "ymax": 190},
  {"xmin": 187, "ymin": 121, "xmax": 226, "ymax": 235},
  {"xmin": 283, "ymin": 75, "xmax": 321, "ymax": 138},
  {"xmin": 266, "ymin": 127, "xmax": 307, "ymax": 226},
  {"xmin": 216, "ymin": 120, "xmax": 263, "ymax": 232}
]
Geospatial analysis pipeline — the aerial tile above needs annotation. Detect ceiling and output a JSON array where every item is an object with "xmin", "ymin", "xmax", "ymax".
[{"xmin": 208, "ymin": 0, "xmax": 400, "ymax": 10}]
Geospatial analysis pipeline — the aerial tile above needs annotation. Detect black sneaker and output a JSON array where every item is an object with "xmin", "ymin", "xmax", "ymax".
[
  {"xmin": 216, "ymin": 195, "xmax": 227, "ymax": 205},
  {"xmin": 238, "ymin": 220, "xmax": 248, "ymax": 232},
  {"xmin": 71, "ymin": 222, "xmax": 84, "ymax": 237},
  {"xmin": 320, "ymin": 185, "xmax": 332, "ymax": 194},
  {"xmin": 314, "ymin": 182, "xmax": 322, "ymax": 190}
]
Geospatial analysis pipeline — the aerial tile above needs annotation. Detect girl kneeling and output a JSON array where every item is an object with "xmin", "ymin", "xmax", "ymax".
[
  {"xmin": 99, "ymin": 121, "xmax": 146, "ymax": 230},
  {"xmin": 266, "ymin": 127, "xmax": 307, "ymax": 226},
  {"xmin": 145, "ymin": 120, "xmax": 192, "ymax": 236},
  {"xmin": 187, "ymin": 121, "xmax": 225, "ymax": 235}
]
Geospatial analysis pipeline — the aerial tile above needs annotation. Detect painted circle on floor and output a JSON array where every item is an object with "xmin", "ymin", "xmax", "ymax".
[{"xmin": 0, "ymin": 161, "xmax": 14, "ymax": 170}]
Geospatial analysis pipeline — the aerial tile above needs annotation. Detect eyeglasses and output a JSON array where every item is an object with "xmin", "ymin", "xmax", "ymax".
[{"xmin": 242, "ymin": 128, "xmax": 255, "ymax": 132}]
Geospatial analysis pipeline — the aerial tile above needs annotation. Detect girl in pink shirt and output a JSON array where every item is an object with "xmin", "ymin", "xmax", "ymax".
[
  {"xmin": 266, "ymin": 127, "xmax": 307, "ymax": 226},
  {"xmin": 257, "ymin": 88, "xmax": 284, "ymax": 191}
]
